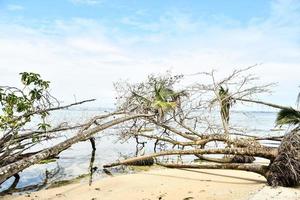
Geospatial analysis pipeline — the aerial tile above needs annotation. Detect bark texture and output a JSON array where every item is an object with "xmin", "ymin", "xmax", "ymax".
[
  {"xmin": 103, "ymin": 146, "xmax": 277, "ymax": 168},
  {"xmin": 266, "ymin": 129, "xmax": 300, "ymax": 187},
  {"xmin": 157, "ymin": 162, "xmax": 269, "ymax": 177}
]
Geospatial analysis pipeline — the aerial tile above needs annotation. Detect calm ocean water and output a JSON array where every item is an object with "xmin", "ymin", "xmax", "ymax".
[{"xmin": 0, "ymin": 110, "xmax": 285, "ymax": 193}]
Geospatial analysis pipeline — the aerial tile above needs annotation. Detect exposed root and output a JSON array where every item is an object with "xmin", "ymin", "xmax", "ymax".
[{"xmin": 266, "ymin": 129, "xmax": 300, "ymax": 187}]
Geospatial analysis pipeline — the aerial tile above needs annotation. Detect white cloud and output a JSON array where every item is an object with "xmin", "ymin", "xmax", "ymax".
[
  {"xmin": 0, "ymin": 0, "xmax": 299, "ymax": 108},
  {"xmin": 0, "ymin": 20, "xmax": 151, "ymax": 107},
  {"xmin": 115, "ymin": 0, "xmax": 300, "ymax": 106},
  {"xmin": 6, "ymin": 4, "xmax": 24, "ymax": 11}
]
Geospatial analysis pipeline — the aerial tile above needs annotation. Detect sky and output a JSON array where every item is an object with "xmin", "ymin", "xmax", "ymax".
[{"xmin": 0, "ymin": 0, "xmax": 299, "ymax": 109}]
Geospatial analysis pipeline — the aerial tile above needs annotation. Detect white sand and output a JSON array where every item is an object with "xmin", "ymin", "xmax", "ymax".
[
  {"xmin": 3, "ymin": 168, "xmax": 299, "ymax": 200},
  {"xmin": 248, "ymin": 185, "xmax": 300, "ymax": 200}
]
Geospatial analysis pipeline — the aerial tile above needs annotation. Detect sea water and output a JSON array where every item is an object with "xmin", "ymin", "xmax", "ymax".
[{"xmin": 0, "ymin": 109, "xmax": 285, "ymax": 193}]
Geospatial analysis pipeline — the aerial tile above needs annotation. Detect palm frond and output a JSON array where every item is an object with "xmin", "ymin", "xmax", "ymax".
[
  {"xmin": 152, "ymin": 100, "xmax": 176, "ymax": 111},
  {"xmin": 219, "ymin": 86, "xmax": 231, "ymax": 124},
  {"xmin": 276, "ymin": 108, "xmax": 300, "ymax": 127}
]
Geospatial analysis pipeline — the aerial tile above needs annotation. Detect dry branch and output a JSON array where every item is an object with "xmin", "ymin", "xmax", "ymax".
[
  {"xmin": 0, "ymin": 113, "xmax": 152, "ymax": 184},
  {"xmin": 235, "ymin": 98, "xmax": 300, "ymax": 112}
]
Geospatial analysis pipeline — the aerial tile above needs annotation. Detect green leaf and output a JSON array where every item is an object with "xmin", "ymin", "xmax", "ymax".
[
  {"xmin": 38, "ymin": 123, "xmax": 51, "ymax": 131},
  {"xmin": 32, "ymin": 135, "xmax": 40, "ymax": 143},
  {"xmin": 276, "ymin": 108, "xmax": 300, "ymax": 127}
]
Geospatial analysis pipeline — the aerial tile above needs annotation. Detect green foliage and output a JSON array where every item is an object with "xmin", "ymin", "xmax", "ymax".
[
  {"xmin": 276, "ymin": 88, "xmax": 300, "ymax": 128},
  {"xmin": 124, "ymin": 73, "xmax": 186, "ymax": 120},
  {"xmin": 20, "ymin": 72, "xmax": 50, "ymax": 88},
  {"xmin": 276, "ymin": 108, "xmax": 300, "ymax": 127},
  {"xmin": 218, "ymin": 86, "xmax": 233, "ymax": 124},
  {"xmin": 114, "ymin": 73, "xmax": 186, "ymax": 123},
  {"xmin": 0, "ymin": 72, "xmax": 51, "ymax": 132},
  {"xmin": 152, "ymin": 82, "xmax": 181, "ymax": 112}
]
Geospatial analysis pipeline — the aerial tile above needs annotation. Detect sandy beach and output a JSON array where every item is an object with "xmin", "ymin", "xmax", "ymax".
[
  {"xmin": 3, "ymin": 167, "xmax": 300, "ymax": 200},
  {"xmin": 0, "ymin": 168, "xmax": 281, "ymax": 200}
]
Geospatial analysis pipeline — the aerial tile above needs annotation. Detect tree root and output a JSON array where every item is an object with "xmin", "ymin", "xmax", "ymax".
[{"xmin": 266, "ymin": 129, "xmax": 300, "ymax": 187}]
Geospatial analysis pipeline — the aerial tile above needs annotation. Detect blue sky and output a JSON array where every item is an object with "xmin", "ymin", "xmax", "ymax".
[
  {"xmin": 1, "ymin": 1, "xmax": 270, "ymax": 23},
  {"xmin": 0, "ymin": 0, "xmax": 272, "ymax": 37},
  {"xmin": 0, "ymin": 0, "xmax": 299, "ymax": 109}
]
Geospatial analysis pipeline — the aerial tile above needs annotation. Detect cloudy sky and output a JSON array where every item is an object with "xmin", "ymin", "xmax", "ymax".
[{"xmin": 0, "ymin": 0, "xmax": 299, "ymax": 109}]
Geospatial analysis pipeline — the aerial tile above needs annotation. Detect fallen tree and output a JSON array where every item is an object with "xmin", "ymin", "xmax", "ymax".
[
  {"xmin": 105, "ymin": 67, "xmax": 300, "ymax": 187},
  {"xmin": 0, "ymin": 112, "xmax": 152, "ymax": 184},
  {"xmin": 266, "ymin": 128, "xmax": 300, "ymax": 187},
  {"xmin": 2, "ymin": 68, "xmax": 299, "ymax": 189},
  {"xmin": 0, "ymin": 73, "xmax": 153, "ymax": 186},
  {"xmin": 104, "ymin": 127, "xmax": 300, "ymax": 187}
]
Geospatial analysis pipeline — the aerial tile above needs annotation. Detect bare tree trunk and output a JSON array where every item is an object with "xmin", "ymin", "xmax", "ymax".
[
  {"xmin": 157, "ymin": 162, "xmax": 269, "ymax": 177},
  {"xmin": 89, "ymin": 137, "xmax": 96, "ymax": 150},
  {"xmin": 103, "ymin": 147, "xmax": 277, "ymax": 168},
  {"xmin": 194, "ymin": 155, "xmax": 255, "ymax": 163},
  {"xmin": 88, "ymin": 148, "xmax": 96, "ymax": 186},
  {"xmin": 0, "ymin": 114, "xmax": 151, "ymax": 184}
]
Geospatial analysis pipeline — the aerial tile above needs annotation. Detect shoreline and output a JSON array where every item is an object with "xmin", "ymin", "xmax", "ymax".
[
  {"xmin": 3, "ymin": 167, "xmax": 300, "ymax": 200},
  {"xmin": 2, "ymin": 167, "xmax": 271, "ymax": 200}
]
